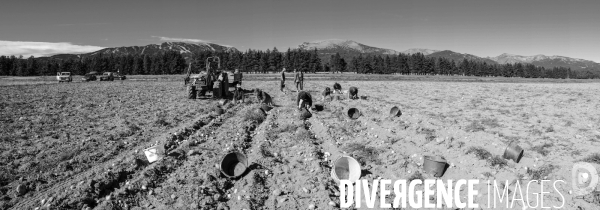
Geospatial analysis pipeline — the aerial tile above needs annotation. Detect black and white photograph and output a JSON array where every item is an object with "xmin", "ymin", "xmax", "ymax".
[{"xmin": 1, "ymin": 0, "xmax": 599, "ymax": 209}]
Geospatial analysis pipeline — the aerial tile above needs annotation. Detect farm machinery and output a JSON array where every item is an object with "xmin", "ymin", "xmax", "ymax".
[{"xmin": 184, "ymin": 56, "xmax": 243, "ymax": 99}]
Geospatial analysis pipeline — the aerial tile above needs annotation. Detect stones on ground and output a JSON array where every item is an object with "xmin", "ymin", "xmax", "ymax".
[
  {"xmin": 272, "ymin": 189, "xmax": 282, "ymax": 196},
  {"xmin": 171, "ymin": 194, "xmax": 177, "ymax": 199},
  {"xmin": 328, "ymin": 201, "xmax": 336, "ymax": 206},
  {"xmin": 16, "ymin": 184, "xmax": 27, "ymax": 196},
  {"xmin": 308, "ymin": 203, "xmax": 316, "ymax": 209},
  {"xmin": 187, "ymin": 150, "xmax": 199, "ymax": 156}
]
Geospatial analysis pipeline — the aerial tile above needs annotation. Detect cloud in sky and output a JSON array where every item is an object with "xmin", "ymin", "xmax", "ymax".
[
  {"xmin": 152, "ymin": 36, "xmax": 212, "ymax": 43},
  {"xmin": 0, "ymin": 40, "xmax": 105, "ymax": 57}
]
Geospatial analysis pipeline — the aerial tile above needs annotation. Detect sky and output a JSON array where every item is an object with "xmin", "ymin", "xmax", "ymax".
[{"xmin": 0, "ymin": 0, "xmax": 598, "ymax": 62}]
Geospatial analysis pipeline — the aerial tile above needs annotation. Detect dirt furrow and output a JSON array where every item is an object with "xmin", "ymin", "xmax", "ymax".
[{"xmin": 9, "ymin": 100, "xmax": 231, "ymax": 210}]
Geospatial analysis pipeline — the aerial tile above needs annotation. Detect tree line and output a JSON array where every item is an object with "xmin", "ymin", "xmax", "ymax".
[{"xmin": 0, "ymin": 48, "xmax": 598, "ymax": 79}]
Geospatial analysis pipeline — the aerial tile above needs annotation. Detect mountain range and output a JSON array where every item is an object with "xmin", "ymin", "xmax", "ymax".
[
  {"xmin": 39, "ymin": 39, "xmax": 598, "ymax": 71},
  {"xmin": 42, "ymin": 42, "xmax": 238, "ymax": 61}
]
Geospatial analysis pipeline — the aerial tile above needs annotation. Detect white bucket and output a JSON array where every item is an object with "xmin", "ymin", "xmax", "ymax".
[
  {"xmin": 331, "ymin": 156, "xmax": 361, "ymax": 183},
  {"xmin": 144, "ymin": 145, "xmax": 160, "ymax": 163}
]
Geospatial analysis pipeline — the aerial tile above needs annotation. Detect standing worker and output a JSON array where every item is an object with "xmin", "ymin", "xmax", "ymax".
[
  {"xmin": 294, "ymin": 69, "xmax": 301, "ymax": 92},
  {"xmin": 299, "ymin": 69, "xmax": 305, "ymax": 90},
  {"xmin": 280, "ymin": 68, "xmax": 286, "ymax": 92}
]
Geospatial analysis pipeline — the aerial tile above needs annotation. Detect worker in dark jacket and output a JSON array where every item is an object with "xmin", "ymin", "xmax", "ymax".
[
  {"xmin": 299, "ymin": 70, "xmax": 304, "ymax": 90},
  {"xmin": 297, "ymin": 91, "xmax": 312, "ymax": 111},
  {"xmin": 322, "ymin": 87, "xmax": 332, "ymax": 101},
  {"xmin": 348, "ymin": 86, "xmax": 359, "ymax": 100},
  {"xmin": 280, "ymin": 68, "xmax": 286, "ymax": 92}
]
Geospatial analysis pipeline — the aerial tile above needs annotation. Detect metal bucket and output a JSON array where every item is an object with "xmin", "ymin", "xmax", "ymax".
[
  {"xmin": 213, "ymin": 108, "xmax": 224, "ymax": 115},
  {"xmin": 347, "ymin": 108, "xmax": 361, "ymax": 119},
  {"xmin": 261, "ymin": 104, "xmax": 273, "ymax": 112},
  {"xmin": 503, "ymin": 141, "xmax": 524, "ymax": 163},
  {"xmin": 423, "ymin": 156, "xmax": 447, "ymax": 177},
  {"xmin": 300, "ymin": 109, "xmax": 312, "ymax": 120},
  {"xmin": 331, "ymin": 156, "xmax": 361, "ymax": 183},
  {"xmin": 314, "ymin": 104, "xmax": 324, "ymax": 111},
  {"xmin": 218, "ymin": 99, "xmax": 228, "ymax": 106},
  {"xmin": 220, "ymin": 152, "xmax": 249, "ymax": 178},
  {"xmin": 390, "ymin": 106, "xmax": 402, "ymax": 117}
]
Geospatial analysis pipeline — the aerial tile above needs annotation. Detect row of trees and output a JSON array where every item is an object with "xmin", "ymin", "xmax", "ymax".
[
  {"xmin": 347, "ymin": 53, "xmax": 579, "ymax": 79},
  {"xmin": 0, "ymin": 48, "xmax": 598, "ymax": 79},
  {"xmin": 0, "ymin": 51, "xmax": 187, "ymax": 77}
]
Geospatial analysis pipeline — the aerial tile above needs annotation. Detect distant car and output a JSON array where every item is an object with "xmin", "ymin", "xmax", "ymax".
[
  {"xmin": 82, "ymin": 72, "xmax": 98, "ymax": 82},
  {"xmin": 113, "ymin": 72, "xmax": 127, "ymax": 80},
  {"xmin": 99, "ymin": 72, "xmax": 115, "ymax": 81},
  {"xmin": 56, "ymin": 72, "xmax": 72, "ymax": 82}
]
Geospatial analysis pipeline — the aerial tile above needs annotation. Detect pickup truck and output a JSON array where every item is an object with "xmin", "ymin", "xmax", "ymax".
[{"xmin": 56, "ymin": 72, "xmax": 72, "ymax": 83}]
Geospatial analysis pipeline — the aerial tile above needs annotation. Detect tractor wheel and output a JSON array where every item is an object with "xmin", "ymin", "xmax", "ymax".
[{"xmin": 188, "ymin": 86, "xmax": 197, "ymax": 99}]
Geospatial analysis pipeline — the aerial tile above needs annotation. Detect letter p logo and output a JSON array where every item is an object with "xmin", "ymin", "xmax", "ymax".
[{"xmin": 572, "ymin": 162, "xmax": 599, "ymax": 196}]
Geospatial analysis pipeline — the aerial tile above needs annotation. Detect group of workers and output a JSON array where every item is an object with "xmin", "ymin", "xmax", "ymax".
[{"xmin": 231, "ymin": 67, "xmax": 359, "ymax": 117}]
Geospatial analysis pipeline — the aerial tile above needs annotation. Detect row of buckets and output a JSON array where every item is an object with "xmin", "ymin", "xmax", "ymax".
[
  {"xmin": 330, "ymin": 141, "xmax": 523, "ymax": 182},
  {"xmin": 213, "ymin": 140, "xmax": 523, "ymax": 180},
  {"xmin": 299, "ymin": 105, "xmax": 403, "ymax": 120}
]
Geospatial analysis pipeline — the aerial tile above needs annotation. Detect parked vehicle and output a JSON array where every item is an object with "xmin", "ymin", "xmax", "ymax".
[
  {"xmin": 99, "ymin": 72, "xmax": 115, "ymax": 81},
  {"xmin": 82, "ymin": 71, "xmax": 99, "ymax": 82},
  {"xmin": 56, "ymin": 72, "xmax": 72, "ymax": 82},
  {"xmin": 113, "ymin": 72, "xmax": 127, "ymax": 80}
]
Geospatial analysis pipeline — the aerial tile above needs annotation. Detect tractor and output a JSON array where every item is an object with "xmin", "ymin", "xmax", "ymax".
[{"xmin": 184, "ymin": 56, "xmax": 243, "ymax": 99}]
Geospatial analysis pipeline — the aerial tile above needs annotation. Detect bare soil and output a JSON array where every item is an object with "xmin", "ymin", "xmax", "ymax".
[{"xmin": 1, "ymin": 79, "xmax": 600, "ymax": 209}]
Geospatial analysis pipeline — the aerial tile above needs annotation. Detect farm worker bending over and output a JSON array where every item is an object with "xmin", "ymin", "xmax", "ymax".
[
  {"xmin": 254, "ymin": 89, "xmax": 274, "ymax": 106},
  {"xmin": 232, "ymin": 83, "xmax": 245, "ymax": 104},
  {"xmin": 348, "ymin": 86, "xmax": 359, "ymax": 100},
  {"xmin": 322, "ymin": 87, "xmax": 332, "ymax": 101},
  {"xmin": 280, "ymin": 68, "xmax": 286, "ymax": 92},
  {"xmin": 297, "ymin": 91, "xmax": 313, "ymax": 111},
  {"xmin": 294, "ymin": 69, "xmax": 301, "ymax": 92},
  {"xmin": 333, "ymin": 82, "xmax": 342, "ymax": 94}
]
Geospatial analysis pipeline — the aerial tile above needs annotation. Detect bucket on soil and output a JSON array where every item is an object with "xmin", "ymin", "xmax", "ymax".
[
  {"xmin": 390, "ymin": 106, "xmax": 402, "ymax": 117},
  {"xmin": 218, "ymin": 99, "xmax": 228, "ymax": 106},
  {"xmin": 331, "ymin": 156, "xmax": 361, "ymax": 183},
  {"xmin": 213, "ymin": 108, "xmax": 224, "ymax": 115},
  {"xmin": 261, "ymin": 104, "xmax": 273, "ymax": 112},
  {"xmin": 220, "ymin": 152, "xmax": 249, "ymax": 178},
  {"xmin": 255, "ymin": 108, "xmax": 267, "ymax": 116},
  {"xmin": 335, "ymin": 95, "xmax": 343, "ymax": 100},
  {"xmin": 314, "ymin": 104, "xmax": 324, "ymax": 111},
  {"xmin": 360, "ymin": 96, "xmax": 367, "ymax": 100},
  {"xmin": 300, "ymin": 109, "xmax": 312, "ymax": 120},
  {"xmin": 423, "ymin": 156, "xmax": 447, "ymax": 177},
  {"xmin": 503, "ymin": 141, "xmax": 524, "ymax": 163},
  {"xmin": 143, "ymin": 145, "xmax": 160, "ymax": 163},
  {"xmin": 347, "ymin": 108, "xmax": 361, "ymax": 119}
]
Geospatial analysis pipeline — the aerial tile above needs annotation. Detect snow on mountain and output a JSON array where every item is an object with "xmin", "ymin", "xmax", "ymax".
[
  {"xmin": 401, "ymin": 48, "xmax": 440, "ymax": 55},
  {"xmin": 298, "ymin": 39, "xmax": 399, "ymax": 55},
  {"xmin": 489, "ymin": 53, "xmax": 599, "ymax": 71},
  {"xmin": 42, "ymin": 42, "xmax": 238, "ymax": 61},
  {"xmin": 427, "ymin": 50, "xmax": 498, "ymax": 64}
]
